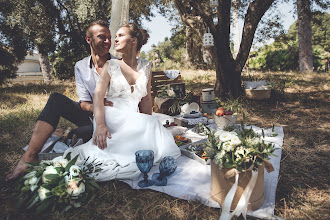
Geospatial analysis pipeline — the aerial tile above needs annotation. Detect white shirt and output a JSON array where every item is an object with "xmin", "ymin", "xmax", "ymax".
[{"xmin": 75, "ymin": 54, "xmax": 114, "ymax": 103}]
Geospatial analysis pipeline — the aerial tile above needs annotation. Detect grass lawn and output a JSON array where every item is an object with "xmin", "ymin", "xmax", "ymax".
[{"xmin": 0, "ymin": 70, "xmax": 329, "ymax": 219}]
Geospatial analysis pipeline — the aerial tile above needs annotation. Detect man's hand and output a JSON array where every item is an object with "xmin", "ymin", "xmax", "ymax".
[
  {"xmin": 81, "ymin": 99, "xmax": 113, "ymax": 113},
  {"xmin": 104, "ymin": 98, "xmax": 113, "ymax": 107},
  {"xmin": 93, "ymin": 124, "xmax": 111, "ymax": 150}
]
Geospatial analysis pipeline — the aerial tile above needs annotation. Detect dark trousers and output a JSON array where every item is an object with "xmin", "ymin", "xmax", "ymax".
[{"xmin": 37, "ymin": 93, "xmax": 93, "ymax": 142}]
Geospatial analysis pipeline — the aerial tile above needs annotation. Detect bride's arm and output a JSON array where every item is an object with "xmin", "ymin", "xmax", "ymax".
[
  {"xmin": 139, "ymin": 71, "xmax": 152, "ymax": 115},
  {"xmin": 93, "ymin": 62, "xmax": 111, "ymax": 149}
]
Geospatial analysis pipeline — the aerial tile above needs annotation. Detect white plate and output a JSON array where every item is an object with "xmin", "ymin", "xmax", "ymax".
[{"xmin": 182, "ymin": 112, "xmax": 202, "ymax": 118}]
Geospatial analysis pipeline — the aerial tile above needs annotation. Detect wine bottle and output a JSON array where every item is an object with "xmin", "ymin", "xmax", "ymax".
[{"xmin": 58, "ymin": 127, "xmax": 72, "ymax": 145}]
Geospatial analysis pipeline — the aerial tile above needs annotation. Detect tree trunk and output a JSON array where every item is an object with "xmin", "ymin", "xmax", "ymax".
[
  {"xmin": 174, "ymin": 0, "xmax": 275, "ymax": 98},
  {"xmin": 36, "ymin": 46, "xmax": 52, "ymax": 83},
  {"xmin": 297, "ymin": 0, "xmax": 313, "ymax": 72},
  {"xmin": 185, "ymin": 24, "xmax": 206, "ymax": 69}
]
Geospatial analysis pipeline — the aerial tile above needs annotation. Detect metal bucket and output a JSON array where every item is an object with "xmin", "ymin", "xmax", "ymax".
[
  {"xmin": 202, "ymin": 100, "xmax": 217, "ymax": 114},
  {"xmin": 202, "ymin": 88, "xmax": 215, "ymax": 102}
]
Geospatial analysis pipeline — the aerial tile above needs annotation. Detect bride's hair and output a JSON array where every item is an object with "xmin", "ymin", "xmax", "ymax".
[{"xmin": 121, "ymin": 23, "xmax": 149, "ymax": 52}]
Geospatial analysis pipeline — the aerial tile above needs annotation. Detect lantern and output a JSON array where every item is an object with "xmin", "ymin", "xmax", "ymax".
[
  {"xmin": 210, "ymin": 0, "xmax": 218, "ymax": 7},
  {"xmin": 203, "ymin": 28, "xmax": 214, "ymax": 47}
]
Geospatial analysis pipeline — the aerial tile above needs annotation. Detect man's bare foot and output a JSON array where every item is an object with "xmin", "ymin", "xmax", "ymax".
[{"xmin": 6, "ymin": 154, "xmax": 38, "ymax": 181}]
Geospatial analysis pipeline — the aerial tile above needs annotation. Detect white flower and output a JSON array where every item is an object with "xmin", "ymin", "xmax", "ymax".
[
  {"xmin": 214, "ymin": 130, "xmax": 224, "ymax": 138},
  {"xmin": 67, "ymin": 179, "xmax": 85, "ymax": 196},
  {"xmin": 230, "ymin": 135, "xmax": 241, "ymax": 146},
  {"xmin": 28, "ymin": 176, "xmax": 38, "ymax": 185},
  {"xmin": 247, "ymin": 137, "xmax": 262, "ymax": 145},
  {"xmin": 38, "ymin": 186, "xmax": 50, "ymax": 201},
  {"xmin": 219, "ymin": 132, "xmax": 234, "ymax": 142},
  {"xmin": 23, "ymin": 171, "xmax": 36, "ymax": 179},
  {"xmin": 42, "ymin": 166, "xmax": 58, "ymax": 183},
  {"xmin": 40, "ymin": 160, "xmax": 52, "ymax": 165},
  {"xmin": 30, "ymin": 185, "xmax": 38, "ymax": 192},
  {"xmin": 52, "ymin": 156, "xmax": 69, "ymax": 168},
  {"xmin": 235, "ymin": 147, "xmax": 245, "ymax": 159},
  {"xmin": 222, "ymin": 142, "xmax": 233, "ymax": 151},
  {"xmin": 69, "ymin": 165, "xmax": 81, "ymax": 177}
]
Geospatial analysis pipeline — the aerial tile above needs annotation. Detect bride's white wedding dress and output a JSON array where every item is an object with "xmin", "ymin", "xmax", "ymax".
[{"xmin": 65, "ymin": 57, "xmax": 181, "ymax": 181}]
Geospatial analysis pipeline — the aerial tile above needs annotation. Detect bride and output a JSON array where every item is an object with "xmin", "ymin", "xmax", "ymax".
[{"xmin": 65, "ymin": 23, "xmax": 181, "ymax": 181}]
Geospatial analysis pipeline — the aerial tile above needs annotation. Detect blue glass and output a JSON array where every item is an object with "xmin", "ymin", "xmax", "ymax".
[
  {"xmin": 152, "ymin": 156, "xmax": 177, "ymax": 186},
  {"xmin": 135, "ymin": 150, "xmax": 154, "ymax": 188}
]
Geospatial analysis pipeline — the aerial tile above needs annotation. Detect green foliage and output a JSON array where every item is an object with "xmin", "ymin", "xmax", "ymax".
[
  {"xmin": 50, "ymin": 41, "xmax": 89, "ymax": 80},
  {"xmin": 250, "ymin": 12, "xmax": 329, "ymax": 72},
  {"xmin": 148, "ymin": 26, "xmax": 186, "ymax": 69},
  {"xmin": 203, "ymin": 125, "xmax": 276, "ymax": 172},
  {"xmin": 0, "ymin": 0, "xmax": 31, "ymax": 85}
]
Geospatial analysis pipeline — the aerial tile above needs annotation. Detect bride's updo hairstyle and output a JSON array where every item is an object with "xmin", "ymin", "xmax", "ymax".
[{"xmin": 121, "ymin": 23, "xmax": 149, "ymax": 52}]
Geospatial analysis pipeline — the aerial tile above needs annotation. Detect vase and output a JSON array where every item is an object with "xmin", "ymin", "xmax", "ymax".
[{"xmin": 210, "ymin": 161, "xmax": 265, "ymax": 211}]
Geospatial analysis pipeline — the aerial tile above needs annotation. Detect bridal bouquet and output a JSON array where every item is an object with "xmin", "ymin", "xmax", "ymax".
[
  {"xmin": 15, "ymin": 153, "xmax": 102, "ymax": 213},
  {"xmin": 203, "ymin": 124, "xmax": 276, "ymax": 172}
]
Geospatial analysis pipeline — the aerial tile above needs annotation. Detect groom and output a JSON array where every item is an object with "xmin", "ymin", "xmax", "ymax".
[{"xmin": 6, "ymin": 20, "xmax": 114, "ymax": 181}]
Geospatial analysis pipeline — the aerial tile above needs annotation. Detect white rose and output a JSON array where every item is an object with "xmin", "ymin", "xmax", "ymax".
[
  {"xmin": 38, "ymin": 186, "xmax": 50, "ymax": 201},
  {"xmin": 230, "ymin": 135, "xmax": 241, "ymax": 146},
  {"xmin": 30, "ymin": 185, "xmax": 38, "ymax": 192},
  {"xmin": 42, "ymin": 166, "xmax": 58, "ymax": 183},
  {"xmin": 23, "ymin": 171, "xmax": 36, "ymax": 179},
  {"xmin": 52, "ymin": 156, "xmax": 69, "ymax": 168},
  {"xmin": 69, "ymin": 165, "xmax": 81, "ymax": 177},
  {"xmin": 29, "ymin": 176, "xmax": 38, "ymax": 185},
  {"xmin": 67, "ymin": 179, "xmax": 85, "ymax": 196},
  {"xmin": 219, "ymin": 132, "xmax": 233, "ymax": 142}
]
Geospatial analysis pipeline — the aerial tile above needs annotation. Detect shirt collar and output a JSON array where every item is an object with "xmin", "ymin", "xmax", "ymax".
[{"xmin": 89, "ymin": 53, "xmax": 112, "ymax": 69}]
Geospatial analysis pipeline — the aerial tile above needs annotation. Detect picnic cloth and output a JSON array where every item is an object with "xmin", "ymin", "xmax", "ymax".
[{"xmin": 123, "ymin": 113, "xmax": 284, "ymax": 219}]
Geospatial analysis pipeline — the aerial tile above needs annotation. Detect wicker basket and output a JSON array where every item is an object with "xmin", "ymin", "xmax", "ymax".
[
  {"xmin": 213, "ymin": 114, "xmax": 238, "ymax": 129},
  {"xmin": 245, "ymin": 89, "xmax": 271, "ymax": 100}
]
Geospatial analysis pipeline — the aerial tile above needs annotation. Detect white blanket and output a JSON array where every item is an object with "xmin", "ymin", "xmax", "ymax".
[{"xmin": 123, "ymin": 116, "xmax": 284, "ymax": 219}]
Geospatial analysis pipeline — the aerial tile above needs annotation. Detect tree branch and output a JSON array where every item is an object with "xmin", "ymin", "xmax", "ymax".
[{"xmin": 236, "ymin": 0, "xmax": 275, "ymax": 69}]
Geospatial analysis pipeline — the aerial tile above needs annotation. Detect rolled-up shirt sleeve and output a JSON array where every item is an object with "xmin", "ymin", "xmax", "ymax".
[{"xmin": 75, "ymin": 63, "xmax": 92, "ymax": 103}]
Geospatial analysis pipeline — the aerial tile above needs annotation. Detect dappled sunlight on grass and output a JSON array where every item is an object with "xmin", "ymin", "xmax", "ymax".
[{"xmin": 0, "ymin": 71, "xmax": 329, "ymax": 219}]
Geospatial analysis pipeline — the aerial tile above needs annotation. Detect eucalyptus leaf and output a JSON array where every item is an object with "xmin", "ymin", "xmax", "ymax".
[
  {"xmin": 65, "ymin": 152, "xmax": 72, "ymax": 161},
  {"xmin": 65, "ymin": 155, "xmax": 79, "ymax": 172},
  {"xmin": 36, "ymin": 197, "xmax": 54, "ymax": 214},
  {"xmin": 45, "ymin": 174, "xmax": 60, "ymax": 180}
]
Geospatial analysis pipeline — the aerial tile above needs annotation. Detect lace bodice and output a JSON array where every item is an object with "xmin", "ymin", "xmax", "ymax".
[{"xmin": 105, "ymin": 57, "xmax": 151, "ymax": 103}]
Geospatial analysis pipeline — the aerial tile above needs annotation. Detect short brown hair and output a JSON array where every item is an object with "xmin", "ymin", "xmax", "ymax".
[
  {"xmin": 85, "ymin": 20, "xmax": 109, "ymax": 37},
  {"xmin": 121, "ymin": 23, "xmax": 149, "ymax": 52}
]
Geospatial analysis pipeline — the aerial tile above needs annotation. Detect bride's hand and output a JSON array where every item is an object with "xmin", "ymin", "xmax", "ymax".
[{"xmin": 93, "ymin": 124, "xmax": 111, "ymax": 150}]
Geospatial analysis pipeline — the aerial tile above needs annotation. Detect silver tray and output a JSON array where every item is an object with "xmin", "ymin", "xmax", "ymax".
[{"xmin": 179, "ymin": 139, "xmax": 210, "ymax": 165}]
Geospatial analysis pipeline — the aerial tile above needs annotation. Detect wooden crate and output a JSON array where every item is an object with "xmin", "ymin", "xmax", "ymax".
[{"xmin": 245, "ymin": 89, "xmax": 271, "ymax": 100}]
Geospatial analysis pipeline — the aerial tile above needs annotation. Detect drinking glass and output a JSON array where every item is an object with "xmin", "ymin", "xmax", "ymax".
[
  {"xmin": 152, "ymin": 156, "xmax": 177, "ymax": 186},
  {"xmin": 135, "ymin": 150, "xmax": 154, "ymax": 188}
]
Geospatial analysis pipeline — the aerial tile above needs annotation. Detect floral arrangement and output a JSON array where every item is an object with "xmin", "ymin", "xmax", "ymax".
[
  {"xmin": 14, "ymin": 153, "xmax": 102, "ymax": 213},
  {"xmin": 203, "ymin": 124, "xmax": 276, "ymax": 172}
]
